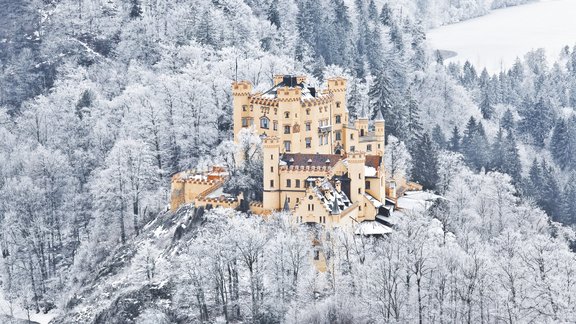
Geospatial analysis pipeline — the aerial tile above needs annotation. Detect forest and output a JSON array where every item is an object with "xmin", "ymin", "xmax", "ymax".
[{"xmin": 1, "ymin": 0, "xmax": 576, "ymax": 323}]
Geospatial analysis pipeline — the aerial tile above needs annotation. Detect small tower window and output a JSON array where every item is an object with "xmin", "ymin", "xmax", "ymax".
[
  {"xmin": 284, "ymin": 112, "xmax": 290, "ymax": 118},
  {"xmin": 273, "ymin": 121, "xmax": 278, "ymax": 131},
  {"xmin": 306, "ymin": 122, "xmax": 311, "ymax": 131},
  {"xmin": 287, "ymin": 179, "xmax": 292, "ymax": 187},
  {"xmin": 305, "ymin": 137, "xmax": 312, "ymax": 148},
  {"xmin": 306, "ymin": 108, "xmax": 311, "ymax": 115},
  {"xmin": 367, "ymin": 144, "xmax": 372, "ymax": 152},
  {"xmin": 336, "ymin": 102, "xmax": 341, "ymax": 108},
  {"xmin": 360, "ymin": 129, "xmax": 365, "ymax": 137},
  {"xmin": 284, "ymin": 141, "xmax": 291, "ymax": 152},
  {"xmin": 335, "ymin": 115, "xmax": 341, "ymax": 124},
  {"xmin": 242, "ymin": 105, "xmax": 247, "ymax": 112},
  {"xmin": 335, "ymin": 131, "xmax": 341, "ymax": 141},
  {"xmin": 365, "ymin": 181, "xmax": 371, "ymax": 190},
  {"xmin": 296, "ymin": 179, "xmax": 301, "ymax": 188}
]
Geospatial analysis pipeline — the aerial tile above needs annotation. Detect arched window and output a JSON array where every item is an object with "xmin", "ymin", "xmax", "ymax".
[{"xmin": 260, "ymin": 117, "xmax": 270, "ymax": 129}]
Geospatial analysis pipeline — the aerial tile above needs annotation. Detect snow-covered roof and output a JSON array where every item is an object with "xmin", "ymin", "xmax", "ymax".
[
  {"xmin": 396, "ymin": 191, "xmax": 444, "ymax": 212},
  {"xmin": 364, "ymin": 192, "xmax": 382, "ymax": 208},
  {"xmin": 354, "ymin": 221, "xmax": 393, "ymax": 235},
  {"xmin": 312, "ymin": 178, "xmax": 352, "ymax": 214}
]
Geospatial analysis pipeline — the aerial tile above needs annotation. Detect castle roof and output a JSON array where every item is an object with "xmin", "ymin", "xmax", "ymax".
[
  {"xmin": 312, "ymin": 178, "xmax": 351, "ymax": 214},
  {"xmin": 364, "ymin": 155, "xmax": 382, "ymax": 169},
  {"xmin": 261, "ymin": 75, "xmax": 316, "ymax": 100},
  {"xmin": 281, "ymin": 153, "xmax": 342, "ymax": 167}
]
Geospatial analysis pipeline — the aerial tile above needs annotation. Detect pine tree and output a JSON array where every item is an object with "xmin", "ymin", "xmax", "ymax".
[
  {"xmin": 449, "ymin": 126, "xmax": 461, "ymax": 152},
  {"xmin": 502, "ymin": 130, "xmax": 522, "ymax": 183},
  {"xmin": 411, "ymin": 132, "xmax": 439, "ymax": 190},
  {"xmin": 431, "ymin": 124, "xmax": 446, "ymax": 149},
  {"xmin": 267, "ymin": 0, "xmax": 281, "ymax": 29},
  {"xmin": 501, "ymin": 108, "xmax": 514, "ymax": 130},
  {"xmin": 379, "ymin": 3, "xmax": 393, "ymax": 26},
  {"xmin": 479, "ymin": 89, "xmax": 494, "ymax": 119},
  {"xmin": 550, "ymin": 118, "xmax": 572, "ymax": 169},
  {"xmin": 560, "ymin": 173, "xmax": 576, "ymax": 224},
  {"xmin": 462, "ymin": 61, "xmax": 477, "ymax": 89},
  {"xmin": 369, "ymin": 71, "xmax": 394, "ymax": 135},
  {"xmin": 540, "ymin": 160, "xmax": 561, "ymax": 220},
  {"xmin": 490, "ymin": 128, "xmax": 505, "ymax": 172},
  {"xmin": 368, "ymin": 0, "xmax": 378, "ymax": 21},
  {"xmin": 405, "ymin": 89, "xmax": 423, "ymax": 147},
  {"xmin": 518, "ymin": 97, "xmax": 553, "ymax": 147}
]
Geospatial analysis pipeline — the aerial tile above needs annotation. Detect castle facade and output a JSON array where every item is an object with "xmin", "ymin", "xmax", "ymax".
[{"xmin": 171, "ymin": 75, "xmax": 399, "ymax": 231}]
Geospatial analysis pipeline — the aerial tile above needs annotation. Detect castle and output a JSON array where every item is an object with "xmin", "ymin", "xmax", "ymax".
[{"xmin": 171, "ymin": 75, "xmax": 405, "ymax": 232}]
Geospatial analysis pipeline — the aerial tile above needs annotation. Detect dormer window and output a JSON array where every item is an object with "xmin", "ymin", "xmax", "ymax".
[{"xmin": 260, "ymin": 117, "xmax": 270, "ymax": 129}]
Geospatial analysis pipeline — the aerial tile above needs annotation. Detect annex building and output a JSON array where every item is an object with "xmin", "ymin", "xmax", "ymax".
[{"xmin": 171, "ymin": 75, "xmax": 415, "ymax": 233}]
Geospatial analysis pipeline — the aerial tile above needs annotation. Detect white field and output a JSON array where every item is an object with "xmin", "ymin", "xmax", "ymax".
[{"xmin": 427, "ymin": 0, "xmax": 576, "ymax": 73}]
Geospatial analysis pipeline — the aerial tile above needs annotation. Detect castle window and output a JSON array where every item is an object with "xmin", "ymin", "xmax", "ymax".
[
  {"xmin": 242, "ymin": 105, "xmax": 247, "ymax": 112},
  {"xmin": 335, "ymin": 131, "xmax": 341, "ymax": 141},
  {"xmin": 378, "ymin": 144, "xmax": 381, "ymax": 149},
  {"xmin": 358, "ymin": 188, "xmax": 361, "ymax": 194},
  {"xmin": 318, "ymin": 135, "xmax": 323, "ymax": 146},
  {"xmin": 335, "ymin": 115, "xmax": 341, "ymax": 124},
  {"xmin": 296, "ymin": 197, "xmax": 300, "ymax": 203},
  {"xmin": 365, "ymin": 181, "xmax": 371, "ymax": 190},
  {"xmin": 350, "ymin": 133, "xmax": 354, "ymax": 140},
  {"xmin": 287, "ymin": 179, "xmax": 292, "ymax": 187},
  {"xmin": 270, "ymin": 166, "xmax": 274, "ymax": 172},
  {"xmin": 242, "ymin": 118, "xmax": 249, "ymax": 127},
  {"xmin": 271, "ymin": 154, "xmax": 274, "ymax": 160},
  {"xmin": 260, "ymin": 117, "xmax": 270, "ymax": 129},
  {"xmin": 296, "ymin": 179, "xmax": 301, "ymax": 188},
  {"xmin": 367, "ymin": 144, "xmax": 372, "ymax": 152},
  {"xmin": 306, "ymin": 122, "xmax": 311, "ymax": 131},
  {"xmin": 350, "ymin": 146, "xmax": 355, "ymax": 152},
  {"xmin": 336, "ymin": 102, "xmax": 341, "ymax": 108},
  {"xmin": 274, "ymin": 108, "xmax": 278, "ymax": 115},
  {"xmin": 305, "ymin": 137, "xmax": 312, "ymax": 148},
  {"xmin": 250, "ymin": 105, "xmax": 253, "ymax": 111},
  {"xmin": 306, "ymin": 108, "xmax": 310, "ymax": 115},
  {"xmin": 273, "ymin": 121, "xmax": 278, "ymax": 131},
  {"xmin": 284, "ymin": 141, "xmax": 291, "ymax": 152},
  {"xmin": 360, "ymin": 129, "xmax": 365, "ymax": 137},
  {"xmin": 284, "ymin": 125, "xmax": 291, "ymax": 134},
  {"xmin": 323, "ymin": 135, "xmax": 328, "ymax": 145},
  {"xmin": 287, "ymin": 197, "xmax": 291, "ymax": 202},
  {"xmin": 284, "ymin": 112, "xmax": 290, "ymax": 118},
  {"xmin": 270, "ymin": 180, "xmax": 274, "ymax": 187}
]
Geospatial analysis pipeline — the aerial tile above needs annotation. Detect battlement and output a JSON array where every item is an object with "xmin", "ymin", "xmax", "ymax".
[
  {"xmin": 250, "ymin": 96, "xmax": 279, "ymax": 106},
  {"xmin": 276, "ymin": 86, "xmax": 302, "ymax": 102},
  {"xmin": 262, "ymin": 136, "xmax": 280, "ymax": 147},
  {"xmin": 347, "ymin": 151, "xmax": 366, "ymax": 161},
  {"xmin": 301, "ymin": 93, "xmax": 333, "ymax": 106},
  {"xmin": 327, "ymin": 77, "xmax": 347, "ymax": 92},
  {"xmin": 279, "ymin": 165, "xmax": 333, "ymax": 172},
  {"xmin": 232, "ymin": 81, "xmax": 253, "ymax": 96}
]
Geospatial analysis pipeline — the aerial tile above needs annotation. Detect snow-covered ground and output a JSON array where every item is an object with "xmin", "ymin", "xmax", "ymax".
[
  {"xmin": 427, "ymin": 0, "xmax": 576, "ymax": 73},
  {"xmin": 0, "ymin": 289, "xmax": 57, "ymax": 324}
]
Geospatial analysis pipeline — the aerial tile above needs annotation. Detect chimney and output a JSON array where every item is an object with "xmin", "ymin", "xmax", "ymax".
[{"xmin": 308, "ymin": 87, "xmax": 316, "ymax": 97}]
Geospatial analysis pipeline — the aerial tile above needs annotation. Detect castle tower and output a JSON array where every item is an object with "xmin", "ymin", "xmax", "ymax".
[
  {"xmin": 347, "ymin": 151, "xmax": 366, "ymax": 205},
  {"xmin": 232, "ymin": 80, "xmax": 253, "ymax": 143},
  {"xmin": 327, "ymin": 77, "xmax": 347, "ymax": 117},
  {"xmin": 277, "ymin": 85, "xmax": 302, "ymax": 153},
  {"xmin": 374, "ymin": 109, "xmax": 385, "ymax": 155},
  {"xmin": 262, "ymin": 136, "xmax": 281, "ymax": 210}
]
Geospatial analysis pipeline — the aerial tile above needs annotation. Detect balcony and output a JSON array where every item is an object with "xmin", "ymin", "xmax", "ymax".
[{"xmin": 318, "ymin": 125, "xmax": 332, "ymax": 133}]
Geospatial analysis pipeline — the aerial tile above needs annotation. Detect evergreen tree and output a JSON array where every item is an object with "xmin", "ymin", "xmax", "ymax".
[
  {"xmin": 501, "ymin": 108, "xmax": 514, "ymax": 131},
  {"xmin": 369, "ymin": 71, "xmax": 395, "ymax": 135},
  {"xmin": 550, "ymin": 118, "xmax": 572, "ymax": 170},
  {"xmin": 540, "ymin": 160, "xmax": 560, "ymax": 220},
  {"xmin": 461, "ymin": 117, "xmax": 489, "ymax": 171},
  {"xmin": 411, "ymin": 133, "xmax": 439, "ymax": 190},
  {"xmin": 461, "ymin": 61, "xmax": 477, "ymax": 89},
  {"xmin": 449, "ymin": 126, "xmax": 461, "ymax": 152},
  {"xmin": 368, "ymin": 0, "xmax": 378, "ymax": 21},
  {"xmin": 431, "ymin": 124, "xmax": 446, "ymax": 149},
  {"xmin": 405, "ymin": 89, "xmax": 423, "ymax": 146},
  {"xmin": 129, "ymin": 0, "xmax": 142, "ymax": 19},
  {"xmin": 267, "ymin": 0, "xmax": 281, "ymax": 29},
  {"xmin": 479, "ymin": 89, "xmax": 494, "ymax": 119},
  {"xmin": 490, "ymin": 128, "xmax": 505, "ymax": 172},
  {"xmin": 379, "ymin": 3, "xmax": 393, "ymax": 26},
  {"xmin": 518, "ymin": 97, "xmax": 553, "ymax": 148},
  {"xmin": 560, "ymin": 172, "xmax": 576, "ymax": 224},
  {"xmin": 502, "ymin": 130, "xmax": 522, "ymax": 183}
]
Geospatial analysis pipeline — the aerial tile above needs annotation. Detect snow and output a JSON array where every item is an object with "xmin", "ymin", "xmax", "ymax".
[
  {"xmin": 397, "ymin": 191, "xmax": 443, "ymax": 213},
  {"xmin": 0, "ymin": 289, "xmax": 57, "ymax": 324},
  {"xmin": 354, "ymin": 221, "xmax": 393, "ymax": 235},
  {"xmin": 427, "ymin": 0, "xmax": 576, "ymax": 73},
  {"xmin": 364, "ymin": 166, "xmax": 377, "ymax": 177}
]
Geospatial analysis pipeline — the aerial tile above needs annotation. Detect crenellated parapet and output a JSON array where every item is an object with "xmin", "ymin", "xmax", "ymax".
[
  {"xmin": 232, "ymin": 81, "xmax": 253, "ymax": 96},
  {"xmin": 279, "ymin": 165, "xmax": 332, "ymax": 172}
]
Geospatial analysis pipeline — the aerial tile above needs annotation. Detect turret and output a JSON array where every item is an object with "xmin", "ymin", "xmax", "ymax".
[
  {"xmin": 374, "ymin": 109, "xmax": 385, "ymax": 155},
  {"xmin": 232, "ymin": 80, "xmax": 253, "ymax": 143},
  {"xmin": 262, "ymin": 136, "xmax": 281, "ymax": 210},
  {"xmin": 347, "ymin": 151, "xmax": 366, "ymax": 205}
]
